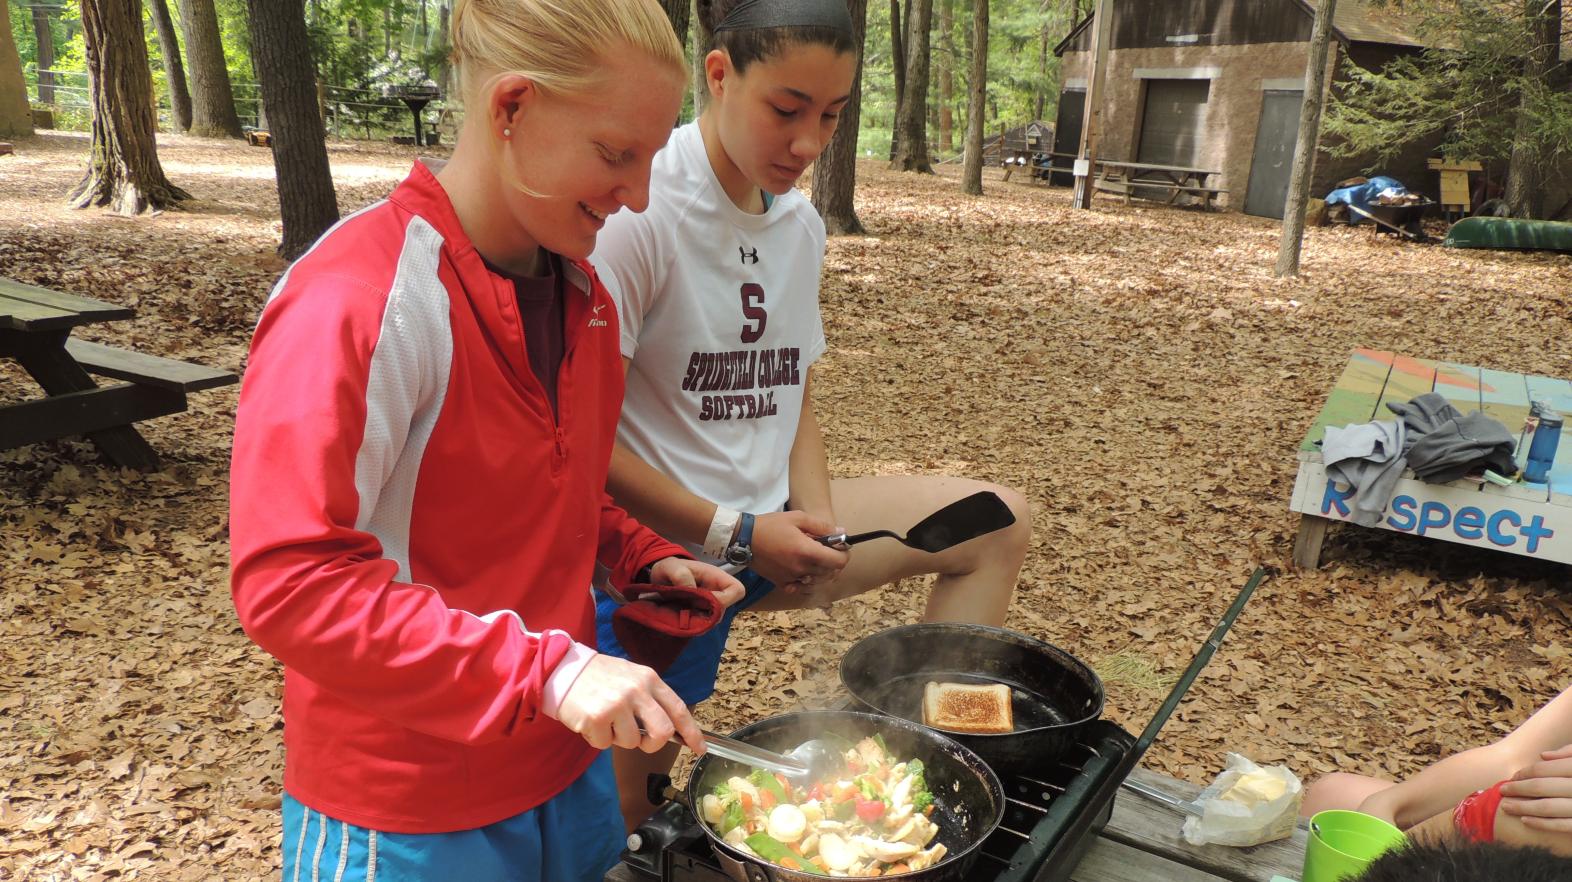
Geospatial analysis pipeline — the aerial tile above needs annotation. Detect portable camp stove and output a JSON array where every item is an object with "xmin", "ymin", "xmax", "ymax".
[
  {"xmin": 605, "ymin": 568, "xmax": 1268, "ymax": 882},
  {"xmin": 609, "ymin": 721, "xmax": 1135, "ymax": 882}
]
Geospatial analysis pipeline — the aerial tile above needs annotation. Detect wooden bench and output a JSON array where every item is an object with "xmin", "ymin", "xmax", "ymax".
[
  {"xmin": 0, "ymin": 277, "xmax": 238, "ymax": 469},
  {"xmin": 66, "ymin": 338, "xmax": 237, "ymax": 393},
  {"xmin": 1290, "ymin": 349, "xmax": 1572, "ymax": 568}
]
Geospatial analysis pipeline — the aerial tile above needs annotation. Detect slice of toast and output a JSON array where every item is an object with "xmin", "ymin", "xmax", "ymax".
[{"xmin": 922, "ymin": 681, "xmax": 1014, "ymax": 734}]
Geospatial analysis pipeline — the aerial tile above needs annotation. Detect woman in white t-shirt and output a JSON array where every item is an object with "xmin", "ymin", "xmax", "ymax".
[{"xmin": 590, "ymin": 0, "xmax": 1032, "ymax": 831}]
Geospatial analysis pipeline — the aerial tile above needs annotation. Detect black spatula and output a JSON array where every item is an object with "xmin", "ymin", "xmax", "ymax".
[{"xmin": 818, "ymin": 491, "xmax": 1016, "ymax": 553}]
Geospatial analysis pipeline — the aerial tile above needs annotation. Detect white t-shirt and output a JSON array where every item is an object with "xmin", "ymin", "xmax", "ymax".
[{"xmin": 591, "ymin": 123, "xmax": 828, "ymax": 549}]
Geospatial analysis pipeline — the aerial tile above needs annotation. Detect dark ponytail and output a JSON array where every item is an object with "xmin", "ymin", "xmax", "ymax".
[{"xmin": 699, "ymin": 0, "xmax": 857, "ymax": 75}]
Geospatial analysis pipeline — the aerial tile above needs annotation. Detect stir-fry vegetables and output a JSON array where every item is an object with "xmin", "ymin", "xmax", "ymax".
[{"xmin": 701, "ymin": 736, "xmax": 947, "ymax": 877}]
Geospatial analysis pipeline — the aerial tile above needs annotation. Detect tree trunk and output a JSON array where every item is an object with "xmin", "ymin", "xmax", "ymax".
[
  {"xmin": 659, "ymin": 0, "xmax": 690, "ymax": 50},
  {"xmin": 177, "ymin": 0, "xmax": 242, "ymax": 137},
  {"xmin": 811, "ymin": 0, "xmax": 869, "ymax": 235},
  {"xmin": 961, "ymin": 0, "xmax": 987, "ymax": 195},
  {"xmin": 1275, "ymin": 0, "xmax": 1336, "ymax": 277},
  {"xmin": 435, "ymin": 3, "xmax": 452, "ymax": 96},
  {"xmin": 1034, "ymin": 0, "xmax": 1050, "ymax": 120},
  {"xmin": 69, "ymin": 0, "xmax": 189, "ymax": 214},
  {"xmin": 692, "ymin": 0, "xmax": 713, "ymax": 116},
  {"xmin": 1504, "ymin": 0, "xmax": 1561, "ymax": 219},
  {"xmin": 889, "ymin": 0, "xmax": 933, "ymax": 172},
  {"xmin": 937, "ymin": 0, "xmax": 953, "ymax": 154},
  {"xmin": 246, "ymin": 0, "xmax": 340, "ymax": 258},
  {"xmin": 32, "ymin": 6, "xmax": 56, "ymax": 105},
  {"xmin": 146, "ymin": 0, "xmax": 192, "ymax": 131},
  {"xmin": 0, "ymin": 14, "xmax": 32, "ymax": 138},
  {"xmin": 888, "ymin": 0, "xmax": 904, "ymax": 159}
]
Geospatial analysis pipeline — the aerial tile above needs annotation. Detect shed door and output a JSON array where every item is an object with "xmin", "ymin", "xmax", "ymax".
[
  {"xmin": 1050, "ymin": 88, "xmax": 1085, "ymax": 187},
  {"xmin": 1244, "ymin": 90, "xmax": 1304, "ymax": 218},
  {"xmin": 1136, "ymin": 79, "xmax": 1210, "ymax": 170}
]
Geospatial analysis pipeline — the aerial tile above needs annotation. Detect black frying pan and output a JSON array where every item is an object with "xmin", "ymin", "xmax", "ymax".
[
  {"xmin": 687, "ymin": 710, "xmax": 1004, "ymax": 882},
  {"xmin": 840, "ymin": 624, "xmax": 1104, "ymax": 772}
]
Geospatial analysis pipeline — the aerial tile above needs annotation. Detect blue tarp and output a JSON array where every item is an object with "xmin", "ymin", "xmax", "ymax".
[{"xmin": 1324, "ymin": 176, "xmax": 1409, "ymax": 224}]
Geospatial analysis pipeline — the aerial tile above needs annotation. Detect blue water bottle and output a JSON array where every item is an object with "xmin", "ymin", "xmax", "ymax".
[{"xmin": 1524, "ymin": 402, "xmax": 1563, "ymax": 484}]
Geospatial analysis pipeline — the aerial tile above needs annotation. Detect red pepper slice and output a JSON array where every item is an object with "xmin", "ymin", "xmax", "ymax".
[{"xmin": 854, "ymin": 797, "xmax": 886, "ymax": 822}]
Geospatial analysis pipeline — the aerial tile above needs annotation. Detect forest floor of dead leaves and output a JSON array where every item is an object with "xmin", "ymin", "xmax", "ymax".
[{"xmin": 2, "ymin": 131, "xmax": 1571, "ymax": 880}]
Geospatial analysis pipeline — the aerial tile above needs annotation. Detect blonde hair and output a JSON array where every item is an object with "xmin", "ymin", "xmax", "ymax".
[{"xmin": 450, "ymin": 0, "xmax": 685, "ymax": 104}]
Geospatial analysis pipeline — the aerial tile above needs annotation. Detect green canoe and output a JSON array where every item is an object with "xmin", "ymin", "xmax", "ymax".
[{"xmin": 1442, "ymin": 216, "xmax": 1572, "ymax": 252}]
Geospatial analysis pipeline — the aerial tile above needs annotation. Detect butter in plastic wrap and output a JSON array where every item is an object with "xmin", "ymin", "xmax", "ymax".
[{"xmin": 1180, "ymin": 753, "xmax": 1303, "ymax": 847}]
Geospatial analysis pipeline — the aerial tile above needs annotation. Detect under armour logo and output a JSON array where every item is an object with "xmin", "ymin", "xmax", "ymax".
[
  {"xmin": 739, "ymin": 247, "xmax": 759, "ymax": 265},
  {"xmin": 587, "ymin": 303, "xmax": 609, "ymax": 328}
]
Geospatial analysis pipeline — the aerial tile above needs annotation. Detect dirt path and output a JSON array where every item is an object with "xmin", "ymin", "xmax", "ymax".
[{"xmin": 2, "ymin": 132, "xmax": 1569, "ymax": 879}]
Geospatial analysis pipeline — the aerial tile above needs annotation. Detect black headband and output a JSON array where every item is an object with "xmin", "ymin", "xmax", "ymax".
[{"xmin": 714, "ymin": 0, "xmax": 854, "ymax": 35}]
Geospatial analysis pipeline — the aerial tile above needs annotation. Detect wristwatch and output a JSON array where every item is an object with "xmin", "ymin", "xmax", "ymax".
[{"xmin": 724, "ymin": 512, "xmax": 756, "ymax": 567}]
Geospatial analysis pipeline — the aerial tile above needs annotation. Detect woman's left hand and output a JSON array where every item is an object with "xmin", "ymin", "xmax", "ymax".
[
  {"xmin": 1500, "ymin": 744, "xmax": 1572, "ymax": 832},
  {"xmin": 648, "ymin": 556, "xmax": 747, "ymax": 608}
]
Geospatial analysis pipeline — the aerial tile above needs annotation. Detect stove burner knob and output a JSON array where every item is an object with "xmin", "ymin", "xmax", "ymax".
[{"xmin": 626, "ymin": 831, "xmax": 647, "ymax": 852}]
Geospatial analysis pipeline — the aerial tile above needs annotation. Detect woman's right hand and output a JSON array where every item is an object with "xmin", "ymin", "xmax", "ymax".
[
  {"xmin": 748, "ymin": 511, "xmax": 850, "ymax": 594},
  {"xmin": 555, "ymin": 654, "xmax": 703, "ymax": 755}
]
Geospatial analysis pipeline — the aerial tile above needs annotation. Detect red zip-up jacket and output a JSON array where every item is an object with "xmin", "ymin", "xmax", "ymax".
[{"xmin": 230, "ymin": 163, "xmax": 685, "ymax": 833}]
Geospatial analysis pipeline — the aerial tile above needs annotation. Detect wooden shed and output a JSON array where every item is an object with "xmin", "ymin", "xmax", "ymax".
[{"xmin": 1053, "ymin": 0, "xmax": 1439, "ymax": 218}]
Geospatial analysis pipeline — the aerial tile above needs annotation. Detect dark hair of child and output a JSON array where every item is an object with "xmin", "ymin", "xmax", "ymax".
[
  {"xmin": 697, "ymin": 0, "xmax": 857, "ymax": 75},
  {"xmin": 1357, "ymin": 840, "xmax": 1572, "ymax": 882}
]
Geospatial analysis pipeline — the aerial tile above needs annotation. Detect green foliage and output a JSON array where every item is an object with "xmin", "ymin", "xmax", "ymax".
[
  {"xmin": 1324, "ymin": 0, "xmax": 1572, "ymax": 171},
  {"xmin": 7, "ymin": 0, "xmax": 1095, "ymax": 151}
]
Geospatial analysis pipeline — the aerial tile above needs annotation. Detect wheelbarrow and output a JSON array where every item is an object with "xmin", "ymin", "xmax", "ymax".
[{"xmin": 1349, "ymin": 199, "xmax": 1434, "ymax": 241}]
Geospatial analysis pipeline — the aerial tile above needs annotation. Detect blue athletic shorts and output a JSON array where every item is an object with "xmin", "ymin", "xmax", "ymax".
[
  {"xmin": 595, "ymin": 569, "xmax": 775, "ymax": 705},
  {"xmin": 280, "ymin": 751, "xmax": 622, "ymax": 882}
]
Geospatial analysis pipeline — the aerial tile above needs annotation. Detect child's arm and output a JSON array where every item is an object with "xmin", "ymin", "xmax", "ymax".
[
  {"xmin": 785, "ymin": 370, "xmax": 834, "ymax": 524},
  {"xmin": 604, "ymin": 362, "xmax": 847, "ymax": 588},
  {"xmin": 1362, "ymin": 687, "xmax": 1572, "ymax": 829}
]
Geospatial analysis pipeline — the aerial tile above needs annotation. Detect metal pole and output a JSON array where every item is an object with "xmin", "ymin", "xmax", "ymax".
[
  {"xmin": 1276, "ymin": 0, "xmax": 1338, "ymax": 276},
  {"xmin": 1071, "ymin": 0, "xmax": 1113, "ymax": 209}
]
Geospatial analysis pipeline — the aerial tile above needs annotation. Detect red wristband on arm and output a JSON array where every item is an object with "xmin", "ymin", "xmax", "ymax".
[{"xmin": 1453, "ymin": 780, "xmax": 1508, "ymax": 843}]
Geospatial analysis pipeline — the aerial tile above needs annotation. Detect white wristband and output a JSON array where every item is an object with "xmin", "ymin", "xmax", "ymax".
[{"xmin": 703, "ymin": 506, "xmax": 742, "ymax": 559}]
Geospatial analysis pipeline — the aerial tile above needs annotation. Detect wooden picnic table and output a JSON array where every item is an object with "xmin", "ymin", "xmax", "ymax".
[
  {"xmin": 1092, "ymin": 160, "xmax": 1226, "ymax": 209},
  {"xmin": 0, "ymin": 276, "xmax": 237, "ymax": 469},
  {"xmin": 603, "ymin": 766, "xmax": 1307, "ymax": 882},
  {"xmin": 1291, "ymin": 349, "xmax": 1572, "ymax": 568}
]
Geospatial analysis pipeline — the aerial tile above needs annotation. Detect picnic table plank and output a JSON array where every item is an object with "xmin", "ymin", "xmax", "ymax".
[
  {"xmin": 1432, "ymin": 361, "xmax": 1483, "ymax": 414},
  {"xmin": 65, "ymin": 338, "xmax": 238, "ymax": 393},
  {"xmin": 1297, "ymin": 349, "xmax": 1393, "ymax": 456},
  {"xmin": 1374, "ymin": 354, "xmax": 1437, "ymax": 417},
  {"xmin": 0, "ymin": 277, "xmax": 133, "ymax": 322},
  {"xmin": 1522, "ymin": 374, "xmax": 1572, "ymax": 505},
  {"xmin": 1107, "ymin": 768, "xmax": 1306, "ymax": 882},
  {"xmin": 1071, "ymin": 837, "xmax": 1227, "ymax": 882}
]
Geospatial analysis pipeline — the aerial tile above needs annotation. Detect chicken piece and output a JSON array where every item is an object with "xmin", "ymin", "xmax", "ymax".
[
  {"xmin": 855, "ymin": 737, "xmax": 886, "ymax": 768},
  {"xmin": 723, "ymin": 825, "xmax": 749, "ymax": 846},
  {"xmin": 887, "ymin": 817, "xmax": 916, "ymax": 844},
  {"xmin": 886, "ymin": 773, "xmax": 916, "ymax": 821},
  {"xmin": 852, "ymin": 835, "xmax": 920, "ymax": 863},
  {"xmin": 906, "ymin": 842, "xmax": 947, "ymax": 871},
  {"xmin": 817, "ymin": 833, "xmax": 859, "ymax": 872}
]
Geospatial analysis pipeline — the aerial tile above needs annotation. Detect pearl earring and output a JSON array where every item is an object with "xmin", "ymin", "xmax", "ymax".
[{"xmin": 503, "ymin": 128, "xmax": 511, "ymax": 138}]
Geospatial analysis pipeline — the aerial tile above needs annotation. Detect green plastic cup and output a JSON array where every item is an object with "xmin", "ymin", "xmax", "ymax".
[{"xmin": 1301, "ymin": 810, "xmax": 1407, "ymax": 882}]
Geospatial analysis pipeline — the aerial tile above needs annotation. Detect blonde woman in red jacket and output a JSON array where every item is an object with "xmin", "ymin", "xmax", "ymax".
[{"xmin": 228, "ymin": 1, "xmax": 742, "ymax": 878}]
